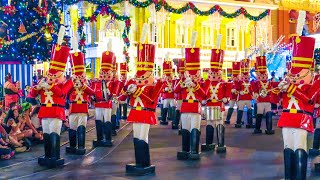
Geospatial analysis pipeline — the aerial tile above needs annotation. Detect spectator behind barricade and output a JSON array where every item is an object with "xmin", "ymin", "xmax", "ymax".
[
  {"xmin": 4, "ymin": 73, "xmax": 19, "ymax": 111},
  {"xmin": 0, "ymin": 109, "xmax": 28, "ymax": 152},
  {"xmin": 22, "ymin": 103, "xmax": 43, "ymax": 141}
]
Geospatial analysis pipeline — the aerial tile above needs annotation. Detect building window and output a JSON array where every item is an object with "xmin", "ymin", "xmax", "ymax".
[
  {"xmin": 226, "ymin": 27, "xmax": 236, "ymax": 47},
  {"xmin": 201, "ymin": 25, "xmax": 214, "ymax": 48},
  {"xmin": 175, "ymin": 20, "xmax": 190, "ymax": 46}
]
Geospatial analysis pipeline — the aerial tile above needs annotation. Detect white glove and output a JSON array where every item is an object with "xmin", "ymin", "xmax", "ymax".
[
  {"xmin": 127, "ymin": 84, "xmax": 137, "ymax": 94},
  {"xmin": 315, "ymin": 103, "xmax": 320, "ymax": 108},
  {"xmin": 222, "ymin": 98, "xmax": 228, "ymax": 103},
  {"xmin": 231, "ymin": 89, "xmax": 236, "ymax": 93},
  {"xmin": 278, "ymin": 81, "xmax": 290, "ymax": 91},
  {"xmin": 240, "ymin": 91, "xmax": 244, "ymax": 95},
  {"xmin": 253, "ymin": 93, "xmax": 259, "ymax": 99},
  {"xmin": 164, "ymin": 87, "xmax": 169, "ymax": 92}
]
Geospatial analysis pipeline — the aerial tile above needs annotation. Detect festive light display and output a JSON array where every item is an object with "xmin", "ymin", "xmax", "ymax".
[
  {"xmin": 0, "ymin": 0, "xmax": 60, "ymax": 63},
  {"xmin": 77, "ymin": 4, "xmax": 131, "ymax": 63},
  {"xmin": 315, "ymin": 48, "xmax": 320, "ymax": 64}
]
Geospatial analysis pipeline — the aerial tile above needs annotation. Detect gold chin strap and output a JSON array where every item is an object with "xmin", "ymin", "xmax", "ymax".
[
  {"xmin": 288, "ymin": 69, "xmax": 311, "ymax": 81},
  {"xmin": 134, "ymin": 71, "xmax": 153, "ymax": 81}
]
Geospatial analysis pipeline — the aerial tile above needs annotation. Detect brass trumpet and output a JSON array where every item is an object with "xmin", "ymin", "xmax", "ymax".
[{"xmin": 259, "ymin": 87, "xmax": 280, "ymax": 98}]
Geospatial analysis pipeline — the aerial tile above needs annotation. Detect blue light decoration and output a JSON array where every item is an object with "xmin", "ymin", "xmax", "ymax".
[
  {"xmin": 0, "ymin": 0, "xmax": 60, "ymax": 64},
  {"xmin": 266, "ymin": 50, "xmax": 291, "ymax": 79}
]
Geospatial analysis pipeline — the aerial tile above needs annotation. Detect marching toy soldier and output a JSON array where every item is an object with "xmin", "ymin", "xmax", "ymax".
[
  {"xmin": 277, "ymin": 31, "xmax": 320, "ymax": 179},
  {"xmin": 160, "ymin": 60, "xmax": 176, "ymax": 126},
  {"xmin": 252, "ymin": 54, "xmax": 275, "ymax": 134},
  {"xmin": 310, "ymin": 72, "xmax": 320, "ymax": 157},
  {"xmin": 28, "ymin": 26, "xmax": 73, "ymax": 167},
  {"xmin": 201, "ymin": 44, "xmax": 230, "ymax": 153},
  {"xmin": 125, "ymin": 23, "xmax": 164, "ymax": 175},
  {"xmin": 175, "ymin": 31, "xmax": 209, "ymax": 160},
  {"xmin": 173, "ymin": 55, "xmax": 185, "ymax": 130},
  {"xmin": 65, "ymin": 47, "xmax": 95, "ymax": 155},
  {"xmin": 118, "ymin": 62, "xmax": 129, "ymax": 120},
  {"xmin": 225, "ymin": 61, "xmax": 240, "ymax": 124},
  {"xmin": 112, "ymin": 62, "xmax": 120, "ymax": 131},
  {"xmin": 92, "ymin": 41, "xmax": 124, "ymax": 147},
  {"xmin": 235, "ymin": 56, "xmax": 254, "ymax": 128}
]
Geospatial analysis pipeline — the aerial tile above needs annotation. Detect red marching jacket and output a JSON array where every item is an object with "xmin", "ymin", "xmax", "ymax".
[
  {"xmin": 162, "ymin": 79, "xmax": 176, "ymax": 99},
  {"xmin": 269, "ymin": 81, "xmax": 281, "ymax": 105},
  {"xmin": 230, "ymin": 80, "xmax": 239, "ymax": 101},
  {"xmin": 237, "ymin": 80, "xmax": 253, "ymax": 101},
  {"xmin": 69, "ymin": 85, "xmax": 95, "ymax": 114},
  {"xmin": 174, "ymin": 80, "xmax": 209, "ymax": 114},
  {"xmin": 127, "ymin": 81, "xmax": 164, "ymax": 125},
  {"xmin": 174, "ymin": 78, "xmax": 184, "ymax": 100},
  {"xmin": 251, "ymin": 80, "xmax": 271, "ymax": 103},
  {"xmin": 29, "ymin": 80, "xmax": 73, "ymax": 121},
  {"xmin": 278, "ymin": 80, "xmax": 320, "ymax": 132},
  {"xmin": 92, "ymin": 80, "xmax": 124, "ymax": 108},
  {"xmin": 205, "ymin": 80, "xmax": 225, "ymax": 108}
]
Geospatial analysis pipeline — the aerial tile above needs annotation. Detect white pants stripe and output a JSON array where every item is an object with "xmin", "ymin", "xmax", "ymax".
[
  {"xmin": 282, "ymin": 127, "xmax": 307, "ymax": 151},
  {"xmin": 181, "ymin": 113, "xmax": 201, "ymax": 132},
  {"xmin": 95, "ymin": 108, "xmax": 112, "ymax": 122},
  {"xmin": 133, "ymin": 123, "xmax": 150, "ymax": 143}
]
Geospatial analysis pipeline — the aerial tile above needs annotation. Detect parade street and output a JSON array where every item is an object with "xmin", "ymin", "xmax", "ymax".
[{"xmin": 1, "ymin": 109, "xmax": 319, "ymax": 180}]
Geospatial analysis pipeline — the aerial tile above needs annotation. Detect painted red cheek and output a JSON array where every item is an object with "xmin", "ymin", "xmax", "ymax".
[
  {"xmin": 55, "ymin": 79, "xmax": 59, "ymax": 83},
  {"xmin": 299, "ymin": 80, "xmax": 305, "ymax": 84},
  {"xmin": 144, "ymin": 80, "xmax": 148, "ymax": 84}
]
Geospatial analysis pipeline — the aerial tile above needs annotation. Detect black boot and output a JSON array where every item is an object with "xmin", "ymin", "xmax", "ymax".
[
  {"xmin": 111, "ymin": 115, "xmax": 117, "ymax": 136},
  {"xmin": 157, "ymin": 104, "xmax": 163, "ymax": 121},
  {"xmin": 225, "ymin": 108, "xmax": 233, "ymax": 124},
  {"xmin": 116, "ymin": 109, "xmax": 120, "ymax": 129},
  {"xmin": 201, "ymin": 125, "xmax": 215, "ymax": 151},
  {"xmin": 170, "ymin": 106, "xmax": 176, "ymax": 124},
  {"xmin": 46, "ymin": 133, "xmax": 64, "ymax": 168},
  {"xmin": 103, "ymin": 121, "xmax": 113, "ymax": 147},
  {"xmin": 265, "ymin": 112, "xmax": 275, "ymax": 134},
  {"xmin": 295, "ymin": 149, "xmax": 307, "ymax": 180},
  {"xmin": 216, "ymin": 124, "xmax": 226, "ymax": 153},
  {"xmin": 283, "ymin": 148, "xmax": 295, "ymax": 180},
  {"xmin": 93, "ymin": 120, "xmax": 106, "ymax": 147},
  {"xmin": 167, "ymin": 106, "xmax": 172, "ymax": 121},
  {"xmin": 76, "ymin": 125, "xmax": 86, "ymax": 155},
  {"xmin": 189, "ymin": 129, "xmax": 200, "ymax": 160},
  {"xmin": 172, "ymin": 110, "xmax": 180, "ymax": 129},
  {"xmin": 309, "ymin": 128, "xmax": 320, "ymax": 156},
  {"xmin": 119, "ymin": 104, "xmax": 123, "ymax": 120},
  {"xmin": 66, "ymin": 129, "xmax": 77, "ymax": 154},
  {"xmin": 160, "ymin": 108, "xmax": 169, "ymax": 125},
  {"xmin": 177, "ymin": 129, "xmax": 190, "ymax": 160},
  {"xmin": 253, "ymin": 114, "xmax": 263, "ymax": 134},
  {"xmin": 126, "ymin": 139, "xmax": 155, "ymax": 175},
  {"xmin": 122, "ymin": 103, "xmax": 128, "ymax": 120},
  {"xmin": 246, "ymin": 109, "xmax": 254, "ymax": 128},
  {"xmin": 235, "ymin": 110, "xmax": 243, "ymax": 128},
  {"xmin": 38, "ymin": 133, "xmax": 51, "ymax": 166}
]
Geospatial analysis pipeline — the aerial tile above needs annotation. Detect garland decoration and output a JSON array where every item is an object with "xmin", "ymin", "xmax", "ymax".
[
  {"xmin": 315, "ymin": 48, "xmax": 320, "ymax": 64},
  {"xmin": 62, "ymin": 0, "xmax": 270, "ymax": 21},
  {"xmin": 77, "ymin": 4, "xmax": 131, "ymax": 63}
]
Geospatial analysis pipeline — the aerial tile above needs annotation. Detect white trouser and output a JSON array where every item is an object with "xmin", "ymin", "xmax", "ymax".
[
  {"xmin": 42, "ymin": 118, "xmax": 63, "ymax": 135},
  {"xmin": 256, "ymin": 102, "xmax": 271, "ymax": 115},
  {"xmin": 282, "ymin": 127, "xmax": 307, "ymax": 151},
  {"xmin": 133, "ymin": 123, "xmax": 150, "ymax": 143},
  {"xmin": 112, "ymin": 102, "xmax": 118, "ymax": 115},
  {"xmin": 181, "ymin": 113, "xmax": 201, "ymax": 132},
  {"xmin": 316, "ymin": 117, "xmax": 320, "ymax": 128},
  {"xmin": 206, "ymin": 106, "xmax": 224, "ymax": 126},
  {"xmin": 176, "ymin": 100, "xmax": 182, "ymax": 110},
  {"xmin": 163, "ymin": 98, "xmax": 175, "ymax": 108},
  {"xmin": 69, "ymin": 113, "xmax": 88, "ymax": 130},
  {"xmin": 95, "ymin": 108, "xmax": 112, "ymax": 122},
  {"xmin": 238, "ymin": 100, "xmax": 251, "ymax": 111},
  {"xmin": 119, "ymin": 100, "xmax": 127, "ymax": 104},
  {"xmin": 229, "ymin": 100, "xmax": 236, "ymax": 109}
]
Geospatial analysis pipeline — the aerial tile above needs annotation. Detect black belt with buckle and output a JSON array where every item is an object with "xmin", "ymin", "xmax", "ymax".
[
  {"xmin": 183, "ymin": 100, "xmax": 199, "ymax": 103},
  {"xmin": 283, "ymin": 109, "xmax": 313, "ymax": 116},
  {"xmin": 41, "ymin": 104, "xmax": 65, "ymax": 108},
  {"xmin": 71, "ymin": 101, "xmax": 88, "ymax": 104},
  {"xmin": 132, "ymin": 107, "xmax": 156, "ymax": 112}
]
